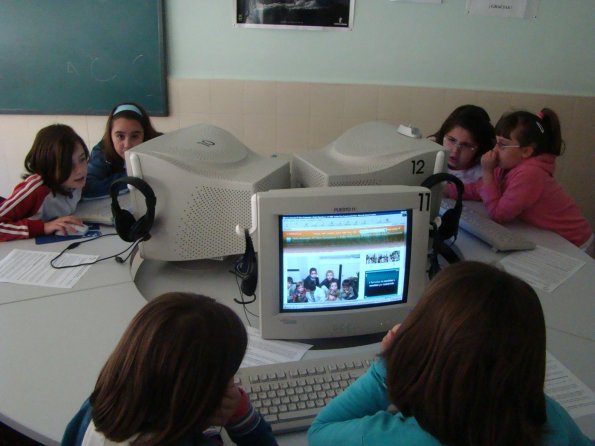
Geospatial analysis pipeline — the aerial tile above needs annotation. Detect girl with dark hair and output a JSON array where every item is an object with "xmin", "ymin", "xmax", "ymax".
[
  {"xmin": 0, "ymin": 124, "xmax": 88, "ymax": 241},
  {"xmin": 308, "ymin": 261, "xmax": 591, "ymax": 446},
  {"xmin": 430, "ymin": 104, "xmax": 495, "ymax": 183},
  {"xmin": 62, "ymin": 292, "xmax": 278, "ymax": 446},
  {"xmin": 83, "ymin": 102, "xmax": 162, "ymax": 199},
  {"xmin": 446, "ymin": 108, "xmax": 592, "ymax": 249}
]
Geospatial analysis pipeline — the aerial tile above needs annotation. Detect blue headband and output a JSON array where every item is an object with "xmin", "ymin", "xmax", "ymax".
[{"xmin": 113, "ymin": 104, "xmax": 142, "ymax": 117}]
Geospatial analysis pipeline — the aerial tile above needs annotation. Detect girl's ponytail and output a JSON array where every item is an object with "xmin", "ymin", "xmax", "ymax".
[{"xmin": 537, "ymin": 108, "xmax": 564, "ymax": 156}]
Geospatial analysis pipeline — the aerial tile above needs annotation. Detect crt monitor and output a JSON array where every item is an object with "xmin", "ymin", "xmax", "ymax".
[
  {"xmin": 125, "ymin": 123, "xmax": 290, "ymax": 262},
  {"xmin": 253, "ymin": 185, "xmax": 431, "ymax": 341},
  {"xmin": 291, "ymin": 121, "xmax": 447, "ymax": 188}
]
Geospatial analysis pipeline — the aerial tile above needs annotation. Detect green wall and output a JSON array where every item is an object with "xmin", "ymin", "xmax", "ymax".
[{"xmin": 167, "ymin": 0, "xmax": 595, "ymax": 96}]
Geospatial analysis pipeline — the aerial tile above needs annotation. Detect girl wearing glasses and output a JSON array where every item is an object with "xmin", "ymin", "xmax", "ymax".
[
  {"xmin": 430, "ymin": 105, "xmax": 495, "ymax": 183},
  {"xmin": 448, "ymin": 108, "xmax": 592, "ymax": 251}
]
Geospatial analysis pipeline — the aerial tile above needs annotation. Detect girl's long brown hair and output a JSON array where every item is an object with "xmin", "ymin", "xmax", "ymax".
[
  {"xmin": 384, "ymin": 261, "xmax": 546, "ymax": 446},
  {"xmin": 90, "ymin": 292, "xmax": 247, "ymax": 445}
]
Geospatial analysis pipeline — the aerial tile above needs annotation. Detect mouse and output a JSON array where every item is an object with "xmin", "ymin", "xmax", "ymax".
[{"xmin": 55, "ymin": 224, "xmax": 89, "ymax": 236}]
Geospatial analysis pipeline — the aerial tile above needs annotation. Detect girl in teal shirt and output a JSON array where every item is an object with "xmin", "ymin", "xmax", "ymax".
[{"xmin": 308, "ymin": 261, "xmax": 591, "ymax": 446}]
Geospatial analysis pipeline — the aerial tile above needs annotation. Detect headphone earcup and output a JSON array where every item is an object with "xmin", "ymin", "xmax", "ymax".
[
  {"xmin": 241, "ymin": 266, "xmax": 258, "ymax": 296},
  {"xmin": 235, "ymin": 230, "xmax": 258, "ymax": 296},
  {"xmin": 421, "ymin": 172, "xmax": 464, "ymax": 279},
  {"xmin": 421, "ymin": 172, "xmax": 464, "ymax": 242},
  {"xmin": 114, "ymin": 210, "xmax": 137, "ymax": 242},
  {"xmin": 110, "ymin": 176, "xmax": 156, "ymax": 243},
  {"xmin": 129, "ymin": 215, "xmax": 151, "ymax": 242},
  {"xmin": 438, "ymin": 208, "xmax": 459, "ymax": 240}
]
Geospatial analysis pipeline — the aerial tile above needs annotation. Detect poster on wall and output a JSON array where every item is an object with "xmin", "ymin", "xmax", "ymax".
[
  {"xmin": 235, "ymin": 0, "xmax": 355, "ymax": 30},
  {"xmin": 466, "ymin": 0, "xmax": 539, "ymax": 18}
]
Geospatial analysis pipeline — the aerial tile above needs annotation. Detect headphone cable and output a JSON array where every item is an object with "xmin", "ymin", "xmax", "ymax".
[{"xmin": 50, "ymin": 234, "xmax": 142, "ymax": 269}]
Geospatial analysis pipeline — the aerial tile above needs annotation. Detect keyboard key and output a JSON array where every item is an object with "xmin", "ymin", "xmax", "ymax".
[{"xmin": 278, "ymin": 407, "xmax": 319, "ymax": 421}]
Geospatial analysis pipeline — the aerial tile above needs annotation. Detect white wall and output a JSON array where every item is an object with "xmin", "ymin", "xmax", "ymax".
[
  {"xmin": 1, "ymin": 1, "xmax": 593, "ymax": 226},
  {"xmin": 167, "ymin": 0, "xmax": 595, "ymax": 96}
]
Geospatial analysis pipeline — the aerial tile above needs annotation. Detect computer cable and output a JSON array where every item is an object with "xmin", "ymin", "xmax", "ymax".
[{"xmin": 50, "ymin": 233, "xmax": 143, "ymax": 269}]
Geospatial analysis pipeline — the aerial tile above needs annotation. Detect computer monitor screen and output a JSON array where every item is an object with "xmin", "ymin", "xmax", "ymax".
[
  {"xmin": 281, "ymin": 209, "xmax": 410, "ymax": 312},
  {"xmin": 255, "ymin": 185, "xmax": 430, "ymax": 341}
]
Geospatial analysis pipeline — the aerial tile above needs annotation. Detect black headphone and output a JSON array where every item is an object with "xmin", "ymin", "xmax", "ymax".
[
  {"xmin": 233, "ymin": 229, "xmax": 258, "ymax": 298},
  {"xmin": 421, "ymin": 172, "xmax": 464, "ymax": 278},
  {"xmin": 110, "ymin": 177, "xmax": 156, "ymax": 243}
]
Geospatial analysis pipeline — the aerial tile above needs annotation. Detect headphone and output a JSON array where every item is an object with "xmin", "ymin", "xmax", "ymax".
[
  {"xmin": 232, "ymin": 229, "xmax": 258, "ymax": 299},
  {"xmin": 110, "ymin": 177, "xmax": 156, "ymax": 243},
  {"xmin": 421, "ymin": 172, "xmax": 464, "ymax": 278}
]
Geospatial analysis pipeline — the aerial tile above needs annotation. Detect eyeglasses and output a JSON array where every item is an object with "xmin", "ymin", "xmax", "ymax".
[
  {"xmin": 495, "ymin": 139, "xmax": 521, "ymax": 150},
  {"xmin": 443, "ymin": 135, "xmax": 477, "ymax": 152}
]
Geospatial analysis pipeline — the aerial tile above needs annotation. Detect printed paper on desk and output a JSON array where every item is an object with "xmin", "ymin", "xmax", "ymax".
[
  {"xmin": 499, "ymin": 245, "xmax": 585, "ymax": 292},
  {"xmin": 0, "ymin": 249, "xmax": 97, "ymax": 288},
  {"xmin": 545, "ymin": 351, "xmax": 595, "ymax": 420},
  {"xmin": 240, "ymin": 326, "xmax": 312, "ymax": 368}
]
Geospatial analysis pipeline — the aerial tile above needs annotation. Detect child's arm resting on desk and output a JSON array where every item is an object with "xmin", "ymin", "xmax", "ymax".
[
  {"xmin": 82, "ymin": 145, "xmax": 126, "ymax": 199},
  {"xmin": 308, "ymin": 360, "xmax": 426, "ymax": 446},
  {"xmin": 479, "ymin": 166, "xmax": 544, "ymax": 223},
  {"xmin": 446, "ymin": 180, "xmax": 482, "ymax": 201},
  {"xmin": 83, "ymin": 169, "xmax": 126, "ymax": 200},
  {"xmin": 0, "ymin": 179, "xmax": 48, "ymax": 241},
  {"xmin": 222, "ymin": 387, "xmax": 278, "ymax": 446}
]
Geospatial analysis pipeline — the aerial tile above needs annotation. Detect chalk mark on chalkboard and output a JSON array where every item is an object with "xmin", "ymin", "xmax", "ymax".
[
  {"xmin": 90, "ymin": 57, "xmax": 117, "ymax": 82},
  {"xmin": 132, "ymin": 54, "xmax": 147, "ymax": 85},
  {"xmin": 66, "ymin": 62, "xmax": 80, "ymax": 76}
]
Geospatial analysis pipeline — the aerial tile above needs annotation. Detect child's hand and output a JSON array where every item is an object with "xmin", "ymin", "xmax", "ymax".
[
  {"xmin": 481, "ymin": 149, "xmax": 498, "ymax": 172},
  {"xmin": 207, "ymin": 381, "xmax": 242, "ymax": 426},
  {"xmin": 44, "ymin": 216, "xmax": 84, "ymax": 235},
  {"xmin": 381, "ymin": 323, "xmax": 401, "ymax": 351}
]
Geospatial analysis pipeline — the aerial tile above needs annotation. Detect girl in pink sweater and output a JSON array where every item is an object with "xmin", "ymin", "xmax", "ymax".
[{"xmin": 450, "ymin": 108, "xmax": 592, "ymax": 249}]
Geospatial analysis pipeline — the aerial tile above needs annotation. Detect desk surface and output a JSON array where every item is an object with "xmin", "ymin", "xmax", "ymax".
[{"xmin": 0, "ymin": 211, "xmax": 593, "ymax": 445}]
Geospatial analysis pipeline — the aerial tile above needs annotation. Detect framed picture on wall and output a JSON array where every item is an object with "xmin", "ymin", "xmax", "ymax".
[{"xmin": 234, "ymin": 0, "xmax": 355, "ymax": 30}]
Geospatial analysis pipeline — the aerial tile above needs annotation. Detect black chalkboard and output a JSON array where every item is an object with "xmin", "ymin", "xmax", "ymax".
[{"xmin": 0, "ymin": 0, "xmax": 167, "ymax": 115}]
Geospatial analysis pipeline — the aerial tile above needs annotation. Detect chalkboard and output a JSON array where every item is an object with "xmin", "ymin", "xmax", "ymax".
[{"xmin": 0, "ymin": 0, "xmax": 167, "ymax": 116}]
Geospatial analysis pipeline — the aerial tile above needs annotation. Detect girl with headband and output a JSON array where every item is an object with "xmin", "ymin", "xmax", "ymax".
[{"xmin": 83, "ymin": 102, "xmax": 162, "ymax": 199}]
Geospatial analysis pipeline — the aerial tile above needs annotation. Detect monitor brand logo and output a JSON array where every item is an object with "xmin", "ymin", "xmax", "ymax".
[
  {"xmin": 334, "ymin": 207, "xmax": 356, "ymax": 213},
  {"xmin": 196, "ymin": 139, "xmax": 215, "ymax": 147}
]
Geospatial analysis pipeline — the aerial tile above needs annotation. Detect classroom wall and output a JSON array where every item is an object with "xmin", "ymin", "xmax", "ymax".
[
  {"xmin": 168, "ymin": 0, "xmax": 595, "ymax": 96},
  {"xmin": 1, "ymin": 1, "xmax": 593, "ymax": 227}
]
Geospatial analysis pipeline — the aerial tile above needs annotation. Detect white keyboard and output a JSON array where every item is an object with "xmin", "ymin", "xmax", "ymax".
[
  {"xmin": 441, "ymin": 199, "xmax": 536, "ymax": 252},
  {"xmin": 235, "ymin": 350, "xmax": 376, "ymax": 433}
]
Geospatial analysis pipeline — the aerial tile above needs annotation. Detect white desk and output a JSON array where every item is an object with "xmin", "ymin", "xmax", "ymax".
[
  {"xmin": 0, "ymin": 234, "xmax": 135, "ymax": 306},
  {"xmin": 0, "ymin": 215, "xmax": 593, "ymax": 445}
]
